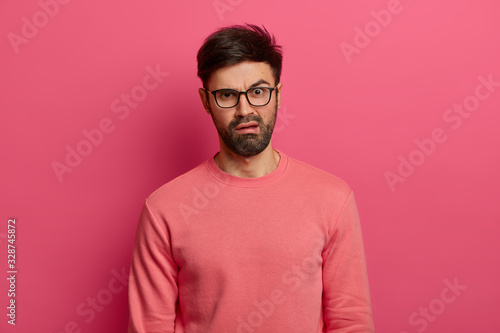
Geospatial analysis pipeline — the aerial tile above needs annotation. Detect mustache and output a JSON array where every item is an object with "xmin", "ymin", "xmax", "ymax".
[{"xmin": 229, "ymin": 115, "xmax": 263, "ymax": 131}]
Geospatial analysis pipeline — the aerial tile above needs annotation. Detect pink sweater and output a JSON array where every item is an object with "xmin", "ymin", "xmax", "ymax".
[{"xmin": 128, "ymin": 150, "xmax": 374, "ymax": 332}]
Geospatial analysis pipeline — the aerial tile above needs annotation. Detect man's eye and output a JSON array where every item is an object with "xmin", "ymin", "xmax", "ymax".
[
  {"xmin": 250, "ymin": 88, "xmax": 267, "ymax": 97},
  {"xmin": 218, "ymin": 90, "xmax": 237, "ymax": 100}
]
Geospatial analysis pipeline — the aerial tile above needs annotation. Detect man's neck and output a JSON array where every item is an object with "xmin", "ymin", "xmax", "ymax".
[{"xmin": 214, "ymin": 144, "xmax": 280, "ymax": 178}]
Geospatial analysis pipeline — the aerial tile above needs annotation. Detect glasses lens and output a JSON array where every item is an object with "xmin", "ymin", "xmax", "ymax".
[
  {"xmin": 247, "ymin": 88, "xmax": 271, "ymax": 106},
  {"xmin": 215, "ymin": 89, "xmax": 239, "ymax": 108}
]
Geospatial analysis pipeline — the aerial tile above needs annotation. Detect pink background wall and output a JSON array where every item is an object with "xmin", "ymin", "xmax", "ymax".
[{"xmin": 1, "ymin": 0, "xmax": 499, "ymax": 332}]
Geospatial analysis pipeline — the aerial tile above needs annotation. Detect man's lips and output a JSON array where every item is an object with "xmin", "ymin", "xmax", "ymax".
[
  {"xmin": 234, "ymin": 121, "xmax": 260, "ymax": 133},
  {"xmin": 235, "ymin": 121, "xmax": 259, "ymax": 130}
]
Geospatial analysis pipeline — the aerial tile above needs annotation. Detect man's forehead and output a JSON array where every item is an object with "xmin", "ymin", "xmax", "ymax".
[{"xmin": 207, "ymin": 61, "xmax": 274, "ymax": 89}]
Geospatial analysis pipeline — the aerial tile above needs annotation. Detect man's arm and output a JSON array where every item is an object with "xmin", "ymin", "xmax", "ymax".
[
  {"xmin": 128, "ymin": 200, "xmax": 178, "ymax": 333},
  {"xmin": 322, "ymin": 191, "xmax": 375, "ymax": 332}
]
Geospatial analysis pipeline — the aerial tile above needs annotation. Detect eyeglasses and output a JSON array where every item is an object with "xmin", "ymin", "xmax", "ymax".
[{"xmin": 204, "ymin": 86, "xmax": 278, "ymax": 108}]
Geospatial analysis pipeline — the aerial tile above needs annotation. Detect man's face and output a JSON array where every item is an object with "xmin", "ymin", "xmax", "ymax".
[{"xmin": 199, "ymin": 61, "xmax": 282, "ymax": 157}]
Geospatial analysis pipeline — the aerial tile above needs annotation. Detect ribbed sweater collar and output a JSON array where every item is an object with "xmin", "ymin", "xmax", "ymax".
[{"xmin": 205, "ymin": 149, "xmax": 288, "ymax": 188}]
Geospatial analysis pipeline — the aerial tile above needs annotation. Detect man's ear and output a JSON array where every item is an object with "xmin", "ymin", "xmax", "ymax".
[
  {"xmin": 276, "ymin": 82, "xmax": 283, "ymax": 109},
  {"xmin": 198, "ymin": 88, "xmax": 211, "ymax": 114}
]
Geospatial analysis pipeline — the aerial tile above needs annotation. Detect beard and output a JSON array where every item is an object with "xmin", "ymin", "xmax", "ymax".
[{"xmin": 211, "ymin": 106, "xmax": 277, "ymax": 157}]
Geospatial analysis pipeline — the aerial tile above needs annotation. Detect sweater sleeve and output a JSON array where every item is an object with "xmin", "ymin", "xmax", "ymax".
[
  {"xmin": 128, "ymin": 200, "xmax": 179, "ymax": 333},
  {"xmin": 322, "ymin": 191, "xmax": 374, "ymax": 332}
]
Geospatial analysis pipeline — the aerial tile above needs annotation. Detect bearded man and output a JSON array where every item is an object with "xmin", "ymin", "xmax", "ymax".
[{"xmin": 128, "ymin": 24, "xmax": 374, "ymax": 333}]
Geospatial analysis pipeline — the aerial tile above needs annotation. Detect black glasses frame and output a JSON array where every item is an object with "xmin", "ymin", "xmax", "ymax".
[{"xmin": 204, "ymin": 86, "xmax": 278, "ymax": 108}]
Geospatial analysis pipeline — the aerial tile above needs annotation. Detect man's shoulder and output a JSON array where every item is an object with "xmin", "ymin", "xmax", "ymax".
[
  {"xmin": 286, "ymin": 154, "xmax": 353, "ymax": 196},
  {"xmin": 146, "ymin": 158, "xmax": 211, "ymax": 205}
]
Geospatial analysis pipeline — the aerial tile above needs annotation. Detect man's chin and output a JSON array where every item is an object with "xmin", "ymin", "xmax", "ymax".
[
  {"xmin": 235, "ymin": 149, "xmax": 266, "ymax": 158},
  {"xmin": 228, "ymin": 139, "xmax": 269, "ymax": 157}
]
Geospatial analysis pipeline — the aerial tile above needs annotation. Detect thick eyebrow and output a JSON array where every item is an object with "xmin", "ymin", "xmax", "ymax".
[{"xmin": 249, "ymin": 79, "xmax": 271, "ymax": 88}]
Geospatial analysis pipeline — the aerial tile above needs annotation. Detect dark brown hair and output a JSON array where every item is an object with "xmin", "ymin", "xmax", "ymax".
[{"xmin": 197, "ymin": 24, "xmax": 283, "ymax": 88}]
